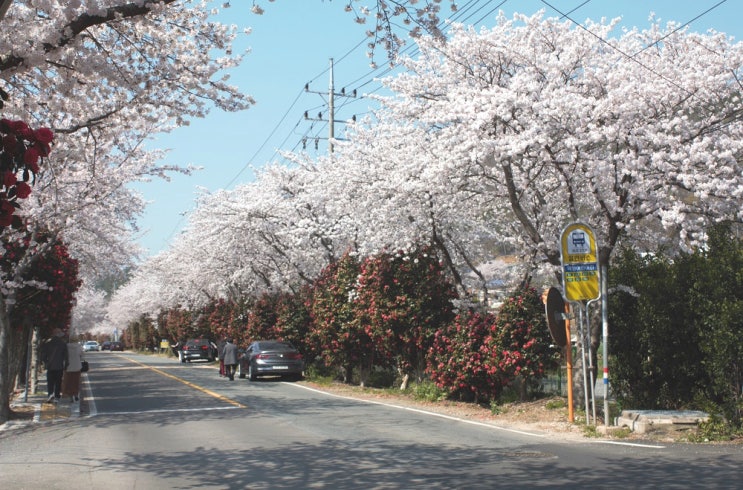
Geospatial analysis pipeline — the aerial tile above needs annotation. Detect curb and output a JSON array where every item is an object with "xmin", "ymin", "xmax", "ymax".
[{"xmin": 4, "ymin": 392, "xmax": 83, "ymax": 431}]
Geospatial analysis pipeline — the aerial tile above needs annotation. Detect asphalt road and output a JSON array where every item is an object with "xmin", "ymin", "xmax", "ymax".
[{"xmin": 1, "ymin": 352, "xmax": 741, "ymax": 489}]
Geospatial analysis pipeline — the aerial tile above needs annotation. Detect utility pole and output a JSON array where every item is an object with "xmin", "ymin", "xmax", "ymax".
[
  {"xmin": 329, "ymin": 57, "xmax": 335, "ymax": 153},
  {"xmin": 304, "ymin": 58, "xmax": 357, "ymax": 154}
]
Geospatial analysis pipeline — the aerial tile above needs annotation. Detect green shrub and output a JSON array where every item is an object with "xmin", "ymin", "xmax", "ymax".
[
  {"xmin": 412, "ymin": 380, "xmax": 449, "ymax": 402},
  {"xmin": 304, "ymin": 361, "xmax": 337, "ymax": 384},
  {"xmin": 545, "ymin": 398, "xmax": 566, "ymax": 410},
  {"xmin": 365, "ymin": 368, "xmax": 397, "ymax": 388},
  {"xmin": 490, "ymin": 400, "xmax": 508, "ymax": 415},
  {"xmin": 687, "ymin": 414, "xmax": 741, "ymax": 442}
]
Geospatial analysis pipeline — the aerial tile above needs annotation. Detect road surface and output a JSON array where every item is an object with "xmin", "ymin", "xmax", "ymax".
[{"xmin": 1, "ymin": 352, "xmax": 740, "ymax": 489}]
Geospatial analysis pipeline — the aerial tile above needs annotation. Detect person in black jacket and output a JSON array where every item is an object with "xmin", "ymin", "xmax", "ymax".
[{"xmin": 40, "ymin": 328, "xmax": 69, "ymax": 403}]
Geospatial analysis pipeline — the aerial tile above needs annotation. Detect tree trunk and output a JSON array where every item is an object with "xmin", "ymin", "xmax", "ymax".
[
  {"xmin": 399, "ymin": 373, "xmax": 409, "ymax": 391},
  {"xmin": 0, "ymin": 296, "xmax": 10, "ymax": 423},
  {"xmin": 9, "ymin": 318, "xmax": 31, "ymax": 395},
  {"xmin": 343, "ymin": 364, "xmax": 353, "ymax": 384}
]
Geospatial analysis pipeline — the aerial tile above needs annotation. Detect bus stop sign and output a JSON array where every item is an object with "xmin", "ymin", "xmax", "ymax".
[{"xmin": 560, "ymin": 222, "xmax": 600, "ymax": 301}]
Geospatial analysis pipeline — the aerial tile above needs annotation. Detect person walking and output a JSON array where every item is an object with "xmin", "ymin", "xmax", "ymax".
[
  {"xmin": 172, "ymin": 339, "xmax": 185, "ymax": 363},
  {"xmin": 40, "ymin": 328, "xmax": 68, "ymax": 403},
  {"xmin": 217, "ymin": 338, "xmax": 226, "ymax": 377},
  {"xmin": 63, "ymin": 339, "xmax": 84, "ymax": 403},
  {"xmin": 222, "ymin": 338, "xmax": 238, "ymax": 381}
]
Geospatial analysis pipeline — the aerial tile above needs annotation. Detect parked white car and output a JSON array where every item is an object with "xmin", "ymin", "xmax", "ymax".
[{"xmin": 82, "ymin": 340, "xmax": 100, "ymax": 352}]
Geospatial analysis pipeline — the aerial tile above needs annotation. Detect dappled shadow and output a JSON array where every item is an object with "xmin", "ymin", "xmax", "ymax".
[
  {"xmin": 91, "ymin": 439, "xmax": 556, "ymax": 489},
  {"xmin": 74, "ymin": 392, "xmax": 370, "ymax": 431},
  {"xmin": 88, "ymin": 437, "xmax": 743, "ymax": 489}
]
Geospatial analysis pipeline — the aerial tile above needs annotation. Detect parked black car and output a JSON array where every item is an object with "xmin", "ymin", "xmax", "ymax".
[
  {"xmin": 238, "ymin": 340, "xmax": 303, "ymax": 381},
  {"xmin": 100, "ymin": 341, "xmax": 112, "ymax": 351},
  {"xmin": 182, "ymin": 338, "xmax": 217, "ymax": 363},
  {"xmin": 110, "ymin": 341, "xmax": 124, "ymax": 351}
]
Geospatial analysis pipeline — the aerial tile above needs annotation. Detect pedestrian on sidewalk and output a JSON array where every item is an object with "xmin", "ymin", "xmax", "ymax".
[
  {"xmin": 222, "ymin": 338, "xmax": 238, "ymax": 381},
  {"xmin": 218, "ymin": 337, "xmax": 226, "ymax": 377},
  {"xmin": 63, "ymin": 338, "xmax": 84, "ymax": 403},
  {"xmin": 40, "ymin": 328, "xmax": 68, "ymax": 403}
]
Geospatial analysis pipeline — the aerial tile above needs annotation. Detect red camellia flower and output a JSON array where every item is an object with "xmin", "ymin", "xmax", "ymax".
[
  {"xmin": 3, "ymin": 171, "xmax": 17, "ymax": 188},
  {"xmin": 8, "ymin": 120, "xmax": 32, "ymax": 139},
  {"xmin": 0, "ymin": 200, "xmax": 15, "ymax": 226},
  {"xmin": 0, "ymin": 211, "xmax": 12, "ymax": 227},
  {"xmin": 33, "ymin": 127, "xmax": 54, "ymax": 144},
  {"xmin": 15, "ymin": 181, "xmax": 32, "ymax": 199},
  {"xmin": 2, "ymin": 134, "xmax": 16, "ymax": 152},
  {"xmin": 34, "ymin": 140, "xmax": 51, "ymax": 157},
  {"xmin": 23, "ymin": 146, "xmax": 39, "ymax": 165},
  {"xmin": 0, "ymin": 117, "xmax": 54, "ymax": 229}
]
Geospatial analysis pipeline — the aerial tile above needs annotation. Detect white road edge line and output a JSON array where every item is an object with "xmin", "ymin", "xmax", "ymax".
[
  {"xmin": 290, "ymin": 382, "xmax": 545, "ymax": 438},
  {"xmin": 594, "ymin": 440, "xmax": 666, "ymax": 449},
  {"xmin": 81, "ymin": 372, "xmax": 97, "ymax": 417},
  {"xmin": 289, "ymin": 383, "xmax": 666, "ymax": 449}
]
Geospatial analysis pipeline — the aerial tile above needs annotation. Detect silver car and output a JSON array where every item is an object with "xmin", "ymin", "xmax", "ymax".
[{"xmin": 82, "ymin": 340, "xmax": 100, "ymax": 352}]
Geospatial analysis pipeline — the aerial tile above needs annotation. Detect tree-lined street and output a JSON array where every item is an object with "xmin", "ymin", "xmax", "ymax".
[
  {"xmin": 2, "ymin": 352, "xmax": 742, "ymax": 488},
  {"xmin": 0, "ymin": 4, "xmax": 741, "ymax": 485}
]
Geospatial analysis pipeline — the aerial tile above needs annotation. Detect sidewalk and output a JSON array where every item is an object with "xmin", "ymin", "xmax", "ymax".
[{"xmin": 5, "ymin": 391, "xmax": 83, "ymax": 430}]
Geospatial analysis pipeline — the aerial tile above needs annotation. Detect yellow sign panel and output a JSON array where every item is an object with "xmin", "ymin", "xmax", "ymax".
[{"xmin": 560, "ymin": 223, "xmax": 600, "ymax": 301}]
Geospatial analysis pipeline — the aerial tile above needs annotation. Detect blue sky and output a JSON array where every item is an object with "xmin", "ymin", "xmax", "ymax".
[{"xmin": 134, "ymin": 0, "xmax": 742, "ymax": 257}]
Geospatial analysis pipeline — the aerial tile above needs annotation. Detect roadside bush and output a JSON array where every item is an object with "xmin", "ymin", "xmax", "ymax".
[
  {"xmin": 427, "ymin": 310, "xmax": 502, "ymax": 403},
  {"xmin": 412, "ymin": 380, "xmax": 449, "ymax": 402},
  {"xmin": 687, "ymin": 414, "xmax": 742, "ymax": 443}
]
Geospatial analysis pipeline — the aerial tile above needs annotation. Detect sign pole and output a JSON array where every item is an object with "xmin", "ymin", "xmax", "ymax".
[
  {"xmin": 565, "ymin": 302, "xmax": 574, "ymax": 423},
  {"xmin": 543, "ymin": 287, "xmax": 573, "ymax": 423},
  {"xmin": 585, "ymin": 300, "xmax": 600, "ymax": 424},
  {"xmin": 560, "ymin": 222, "xmax": 601, "ymax": 426},
  {"xmin": 601, "ymin": 262, "xmax": 610, "ymax": 427},
  {"xmin": 577, "ymin": 304, "xmax": 590, "ymax": 424}
]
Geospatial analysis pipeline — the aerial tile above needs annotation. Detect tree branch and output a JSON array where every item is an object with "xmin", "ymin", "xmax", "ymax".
[{"xmin": 0, "ymin": 0, "xmax": 178, "ymax": 73}]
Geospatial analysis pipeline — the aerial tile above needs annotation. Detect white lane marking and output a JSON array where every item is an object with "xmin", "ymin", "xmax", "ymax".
[
  {"xmin": 595, "ymin": 440, "xmax": 666, "ymax": 449},
  {"xmin": 289, "ymin": 383, "xmax": 666, "ymax": 449},
  {"xmin": 81, "ymin": 372, "xmax": 97, "ymax": 417},
  {"xmin": 290, "ymin": 383, "xmax": 545, "ymax": 438}
]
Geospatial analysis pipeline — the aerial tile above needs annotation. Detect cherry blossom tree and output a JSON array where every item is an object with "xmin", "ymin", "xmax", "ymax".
[
  {"xmin": 108, "ymin": 12, "xmax": 743, "ymax": 409},
  {"xmin": 0, "ymin": 0, "xmax": 253, "ymax": 422},
  {"xmin": 70, "ymin": 286, "xmax": 109, "ymax": 336},
  {"xmin": 339, "ymin": 11, "xmax": 743, "ymax": 398},
  {"xmin": 256, "ymin": 0, "xmax": 459, "ymax": 63},
  {"xmin": 367, "ymin": 12, "xmax": 743, "ymax": 268}
]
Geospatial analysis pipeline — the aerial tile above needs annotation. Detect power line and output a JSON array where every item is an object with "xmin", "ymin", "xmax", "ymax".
[
  {"xmin": 539, "ymin": 0, "xmax": 728, "ymax": 98},
  {"xmin": 228, "ymin": 0, "xmax": 733, "ymax": 188},
  {"xmin": 222, "ymin": 87, "xmax": 307, "ymax": 189}
]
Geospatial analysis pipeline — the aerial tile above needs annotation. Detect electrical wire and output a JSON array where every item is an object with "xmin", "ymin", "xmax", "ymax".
[{"xmin": 226, "ymin": 0, "xmax": 732, "ymax": 190}]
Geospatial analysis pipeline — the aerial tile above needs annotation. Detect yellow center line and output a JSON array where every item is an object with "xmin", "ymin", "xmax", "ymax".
[{"xmin": 123, "ymin": 356, "xmax": 247, "ymax": 409}]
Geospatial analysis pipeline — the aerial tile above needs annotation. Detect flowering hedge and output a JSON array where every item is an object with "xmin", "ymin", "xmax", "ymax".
[
  {"xmin": 353, "ymin": 246, "xmax": 457, "ymax": 378},
  {"xmin": 139, "ymin": 253, "xmax": 557, "ymax": 403},
  {"xmin": 427, "ymin": 287, "xmax": 560, "ymax": 403},
  {"xmin": 0, "ymin": 118, "xmax": 53, "ymax": 227},
  {"xmin": 272, "ymin": 289, "xmax": 312, "ymax": 349},
  {"xmin": 493, "ymin": 287, "xmax": 560, "ymax": 388},
  {"xmin": 7, "ymin": 237, "xmax": 81, "ymax": 334},
  {"xmin": 428, "ymin": 310, "xmax": 502, "ymax": 402},
  {"xmin": 308, "ymin": 252, "xmax": 368, "ymax": 380}
]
